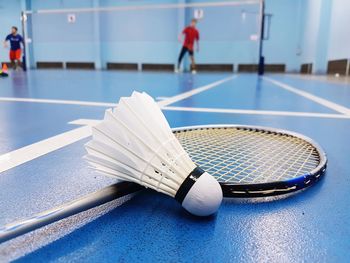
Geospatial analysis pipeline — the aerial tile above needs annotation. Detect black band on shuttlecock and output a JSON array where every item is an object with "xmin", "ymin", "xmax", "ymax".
[{"xmin": 175, "ymin": 166, "xmax": 205, "ymax": 204}]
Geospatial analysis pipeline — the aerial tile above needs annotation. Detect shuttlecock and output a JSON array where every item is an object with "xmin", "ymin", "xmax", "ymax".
[{"xmin": 84, "ymin": 91, "xmax": 222, "ymax": 216}]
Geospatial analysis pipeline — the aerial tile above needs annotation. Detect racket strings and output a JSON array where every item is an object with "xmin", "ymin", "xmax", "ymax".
[
  {"xmin": 219, "ymin": 131, "xmax": 305, "ymax": 182},
  {"xmin": 175, "ymin": 128, "xmax": 321, "ymax": 184},
  {"xmin": 194, "ymin": 131, "xmax": 259, "ymax": 177},
  {"xmin": 263, "ymin": 141, "xmax": 313, "ymax": 182}
]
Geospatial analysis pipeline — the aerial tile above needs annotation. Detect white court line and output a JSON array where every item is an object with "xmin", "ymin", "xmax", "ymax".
[
  {"xmin": 0, "ymin": 125, "xmax": 92, "ymax": 174},
  {"xmin": 158, "ymin": 75, "xmax": 236, "ymax": 107},
  {"xmin": 3, "ymin": 74, "xmax": 345, "ymax": 174},
  {"xmin": 0, "ymin": 76, "xmax": 236, "ymax": 173},
  {"xmin": 0, "ymin": 97, "xmax": 116, "ymax": 107},
  {"xmin": 1, "ymin": 100, "xmax": 347, "ymax": 174},
  {"xmin": 0, "ymin": 75, "xmax": 235, "ymax": 108},
  {"xmin": 70, "ymin": 102, "xmax": 350, "ymax": 129},
  {"xmin": 161, "ymin": 106, "xmax": 350, "ymax": 119},
  {"xmin": 264, "ymin": 77, "xmax": 350, "ymax": 115}
]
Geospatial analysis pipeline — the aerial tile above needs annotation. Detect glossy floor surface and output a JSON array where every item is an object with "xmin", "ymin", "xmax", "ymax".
[{"xmin": 0, "ymin": 70, "xmax": 349, "ymax": 262}]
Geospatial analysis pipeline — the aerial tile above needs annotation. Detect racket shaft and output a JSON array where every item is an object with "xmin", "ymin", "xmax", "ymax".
[{"xmin": 0, "ymin": 182, "xmax": 142, "ymax": 243}]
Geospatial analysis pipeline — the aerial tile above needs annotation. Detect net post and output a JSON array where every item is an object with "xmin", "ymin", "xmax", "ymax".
[
  {"xmin": 21, "ymin": 11, "xmax": 27, "ymax": 71},
  {"xmin": 258, "ymin": 0, "xmax": 265, "ymax": 76}
]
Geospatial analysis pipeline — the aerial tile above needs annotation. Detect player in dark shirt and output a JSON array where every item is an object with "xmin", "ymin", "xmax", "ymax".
[
  {"xmin": 3, "ymin": 26, "xmax": 24, "ymax": 70},
  {"xmin": 176, "ymin": 19, "xmax": 200, "ymax": 74}
]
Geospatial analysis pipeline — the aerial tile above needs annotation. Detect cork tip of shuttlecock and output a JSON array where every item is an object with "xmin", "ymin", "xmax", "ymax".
[{"xmin": 181, "ymin": 172, "xmax": 223, "ymax": 217}]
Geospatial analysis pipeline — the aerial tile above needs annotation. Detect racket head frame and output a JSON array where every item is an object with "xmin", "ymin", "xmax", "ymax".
[{"xmin": 173, "ymin": 124, "xmax": 327, "ymax": 197}]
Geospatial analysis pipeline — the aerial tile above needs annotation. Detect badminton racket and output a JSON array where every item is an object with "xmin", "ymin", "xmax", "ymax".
[{"xmin": 0, "ymin": 125, "xmax": 327, "ymax": 243}]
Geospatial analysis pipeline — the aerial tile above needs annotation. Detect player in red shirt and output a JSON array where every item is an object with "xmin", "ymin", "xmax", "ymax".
[{"xmin": 176, "ymin": 19, "xmax": 200, "ymax": 74}]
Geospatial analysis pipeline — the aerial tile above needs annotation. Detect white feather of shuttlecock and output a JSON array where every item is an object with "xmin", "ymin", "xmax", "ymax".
[{"xmin": 84, "ymin": 91, "xmax": 197, "ymax": 197}]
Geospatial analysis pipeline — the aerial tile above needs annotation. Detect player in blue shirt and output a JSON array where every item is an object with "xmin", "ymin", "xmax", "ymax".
[{"xmin": 3, "ymin": 26, "xmax": 24, "ymax": 70}]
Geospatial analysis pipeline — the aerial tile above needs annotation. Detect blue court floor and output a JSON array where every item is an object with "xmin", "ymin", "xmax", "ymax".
[{"xmin": 0, "ymin": 70, "xmax": 350, "ymax": 262}]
